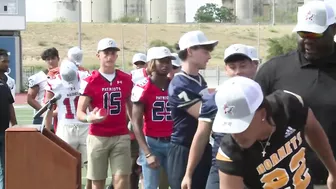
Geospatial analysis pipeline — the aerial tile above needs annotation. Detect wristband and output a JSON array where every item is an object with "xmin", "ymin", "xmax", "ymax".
[
  {"xmin": 145, "ymin": 153, "xmax": 152, "ymax": 158},
  {"xmin": 85, "ymin": 115, "xmax": 91, "ymax": 123}
]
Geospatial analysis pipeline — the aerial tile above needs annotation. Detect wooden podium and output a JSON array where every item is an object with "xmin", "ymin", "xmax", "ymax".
[{"xmin": 5, "ymin": 125, "xmax": 81, "ymax": 189}]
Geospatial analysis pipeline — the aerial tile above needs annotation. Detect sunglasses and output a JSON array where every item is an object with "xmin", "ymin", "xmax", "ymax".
[
  {"xmin": 297, "ymin": 31, "xmax": 323, "ymax": 39},
  {"xmin": 173, "ymin": 65, "xmax": 180, "ymax": 70}
]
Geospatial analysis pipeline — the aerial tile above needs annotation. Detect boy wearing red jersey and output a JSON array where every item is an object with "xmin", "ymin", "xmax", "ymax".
[
  {"xmin": 77, "ymin": 38, "xmax": 133, "ymax": 189},
  {"xmin": 131, "ymin": 46, "xmax": 175, "ymax": 189}
]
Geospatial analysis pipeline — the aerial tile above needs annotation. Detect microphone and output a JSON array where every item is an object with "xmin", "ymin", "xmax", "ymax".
[{"xmin": 33, "ymin": 93, "xmax": 62, "ymax": 119}]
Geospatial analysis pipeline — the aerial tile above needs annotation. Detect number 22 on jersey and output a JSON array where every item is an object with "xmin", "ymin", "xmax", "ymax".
[{"xmin": 260, "ymin": 147, "xmax": 311, "ymax": 189}]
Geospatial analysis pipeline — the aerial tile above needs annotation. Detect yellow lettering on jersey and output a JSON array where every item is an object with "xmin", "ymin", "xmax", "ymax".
[
  {"xmin": 257, "ymin": 131, "xmax": 311, "ymax": 189},
  {"xmin": 102, "ymin": 87, "xmax": 121, "ymax": 92},
  {"xmin": 270, "ymin": 153, "xmax": 280, "ymax": 167},
  {"xmin": 256, "ymin": 132, "xmax": 302, "ymax": 175},
  {"xmin": 260, "ymin": 147, "xmax": 311, "ymax": 189}
]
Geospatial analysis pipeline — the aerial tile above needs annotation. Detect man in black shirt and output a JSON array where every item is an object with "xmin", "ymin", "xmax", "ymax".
[
  {"xmin": 213, "ymin": 76, "xmax": 336, "ymax": 189},
  {"xmin": 255, "ymin": 1, "xmax": 336, "ymax": 185},
  {"xmin": 0, "ymin": 48, "xmax": 17, "ymax": 189}
]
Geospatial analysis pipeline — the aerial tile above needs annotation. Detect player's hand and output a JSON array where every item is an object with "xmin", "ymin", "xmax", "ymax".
[
  {"xmin": 146, "ymin": 154, "xmax": 160, "ymax": 169},
  {"xmin": 88, "ymin": 107, "xmax": 107, "ymax": 123},
  {"xmin": 181, "ymin": 175, "xmax": 192, "ymax": 189},
  {"xmin": 327, "ymin": 173, "xmax": 336, "ymax": 189}
]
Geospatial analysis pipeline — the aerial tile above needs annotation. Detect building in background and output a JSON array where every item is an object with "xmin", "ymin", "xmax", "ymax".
[{"xmin": 29, "ymin": 0, "xmax": 309, "ymax": 24}]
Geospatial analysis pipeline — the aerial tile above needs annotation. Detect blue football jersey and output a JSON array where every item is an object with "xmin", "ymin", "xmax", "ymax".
[
  {"xmin": 168, "ymin": 72, "xmax": 210, "ymax": 147},
  {"xmin": 199, "ymin": 92, "xmax": 224, "ymax": 167}
]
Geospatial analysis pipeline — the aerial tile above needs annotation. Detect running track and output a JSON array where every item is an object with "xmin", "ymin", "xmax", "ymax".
[{"xmin": 15, "ymin": 93, "xmax": 27, "ymax": 105}]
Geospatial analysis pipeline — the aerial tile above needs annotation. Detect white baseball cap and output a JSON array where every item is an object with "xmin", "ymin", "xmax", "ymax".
[
  {"xmin": 60, "ymin": 59, "xmax": 79, "ymax": 86},
  {"xmin": 68, "ymin": 46, "xmax": 83, "ymax": 66},
  {"xmin": 146, "ymin": 46, "xmax": 176, "ymax": 62},
  {"xmin": 293, "ymin": 1, "xmax": 336, "ymax": 34},
  {"xmin": 224, "ymin": 44, "xmax": 252, "ymax": 62},
  {"xmin": 247, "ymin": 46, "xmax": 259, "ymax": 61},
  {"xmin": 132, "ymin": 53, "xmax": 147, "ymax": 64},
  {"xmin": 212, "ymin": 76, "xmax": 264, "ymax": 134},
  {"xmin": 178, "ymin": 30, "xmax": 218, "ymax": 51},
  {"xmin": 97, "ymin": 38, "xmax": 120, "ymax": 52},
  {"xmin": 171, "ymin": 53, "xmax": 181, "ymax": 67}
]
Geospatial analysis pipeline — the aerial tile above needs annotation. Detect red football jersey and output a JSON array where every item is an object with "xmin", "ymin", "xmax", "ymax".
[
  {"xmin": 80, "ymin": 70, "xmax": 133, "ymax": 137},
  {"xmin": 131, "ymin": 77, "xmax": 173, "ymax": 137}
]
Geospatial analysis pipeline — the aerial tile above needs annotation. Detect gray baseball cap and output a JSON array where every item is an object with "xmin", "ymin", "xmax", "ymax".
[
  {"xmin": 60, "ymin": 59, "xmax": 78, "ymax": 86},
  {"xmin": 212, "ymin": 76, "xmax": 264, "ymax": 134}
]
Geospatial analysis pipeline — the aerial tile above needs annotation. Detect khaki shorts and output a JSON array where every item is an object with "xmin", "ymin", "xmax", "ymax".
[{"xmin": 86, "ymin": 134, "xmax": 132, "ymax": 180}]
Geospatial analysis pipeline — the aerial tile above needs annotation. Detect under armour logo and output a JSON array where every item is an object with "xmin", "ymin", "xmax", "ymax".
[
  {"xmin": 117, "ymin": 81, "xmax": 122, "ymax": 84},
  {"xmin": 223, "ymin": 104, "xmax": 234, "ymax": 114}
]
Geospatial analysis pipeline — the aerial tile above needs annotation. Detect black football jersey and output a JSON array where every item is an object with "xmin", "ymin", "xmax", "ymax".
[{"xmin": 216, "ymin": 90, "xmax": 313, "ymax": 189}]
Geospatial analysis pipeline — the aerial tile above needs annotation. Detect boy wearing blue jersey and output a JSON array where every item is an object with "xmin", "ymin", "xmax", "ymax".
[{"xmin": 167, "ymin": 31, "xmax": 218, "ymax": 189}]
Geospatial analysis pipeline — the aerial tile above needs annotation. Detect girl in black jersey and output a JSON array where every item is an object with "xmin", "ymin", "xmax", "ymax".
[{"xmin": 212, "ymin": 76, "xmax": 336, "ymax": 189}]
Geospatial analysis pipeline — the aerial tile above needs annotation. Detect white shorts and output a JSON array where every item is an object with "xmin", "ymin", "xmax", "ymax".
[{"xmin": 56, "ymin": 123, "xmax": 89, "ymax": 166}]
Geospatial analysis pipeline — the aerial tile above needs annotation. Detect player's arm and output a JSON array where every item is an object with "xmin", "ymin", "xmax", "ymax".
[
  {"xmin": 77, "ymin": 95, "xmax": 91, "ymax": 123},
  {"xmin": 305, "ymin": 109, "xmax": 336, "ymax": 175},
  {"xmin": 9, "ymin": 104, "xmax": 17, "ymax": 126},
  {"xmin": 126, "ymin": 97, "xmax": 132, "ymax": 121},
  {"xmin": 219, "ymin": 171, "xmax": 245, "ymax": 189},
  {"xmin": 130, "ymin": 85, "xmax": 150, "ymax": 154},
  {"xmin": 76, "ymin": 80, "xmax": 105, "ymax": 123},
  {"xmin": 125, "ymin": 77, "xmax": 133, "ymax": 121},
  {"xmin": 77, "ymin": 79, "xmax": 92, "ymax": 122},
  {"xmin": 132, "ymin": 101, "xmax": 150, "ymax": 154},
  {"xmin": 185, "ymin": 95, "xmax": 216, "ymax": 178},
  {"xmin": 44, "ymin": 91, "xmax": 55, "ymax": 130},
  {"xmin": 27, "ymin": 84, "xmax": 42, "ymax": 111},
  {"xmin": 8, "ymin": 86, "xmax": 17, "ymax": 126},
  {"xmin": 282, "ymin": 91, "xmax": 336, "ymax": 175},
  {"xmin": 217, "ymin": 144, "xmax": 245, "ymax": 189}
]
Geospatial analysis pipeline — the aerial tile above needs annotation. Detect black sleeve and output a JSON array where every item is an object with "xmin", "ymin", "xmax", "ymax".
[
  {"xmin": 254, "ymin": 60, "xmax": 275, "ymax": 96},
  {"xmin": 216, "ymin": 135, "xmax": 244, "ymax": 177},
  {"xmin": 3, "ymin": 81, "xmax": 14, "ymax": 104},
  {"xmin": 8, "ymin": 87, "xmax": 14, "ymax": 104},
  {"xmin": 282, "ymin": 90, "xmax": 308, "ymax": 130}
]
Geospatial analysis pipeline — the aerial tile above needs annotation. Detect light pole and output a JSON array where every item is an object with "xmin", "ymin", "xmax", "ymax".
[
  {"xmin": 272, "ymin": 0, "xmax": 275, "ymax": 26},
  {"xmin": 78, "ymin": 0, "xmax": 82, "ymax": 48},
  {"xmin": 149, "ymin": 0, "xmax": 152, "ymax": 23}
]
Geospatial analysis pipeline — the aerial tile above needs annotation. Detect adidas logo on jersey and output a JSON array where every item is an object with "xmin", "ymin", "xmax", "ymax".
[{"xmin": 285, "ymin": 126, "xmax": 296, "ymax": 138}]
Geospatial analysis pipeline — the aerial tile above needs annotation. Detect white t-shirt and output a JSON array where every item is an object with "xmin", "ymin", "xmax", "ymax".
[{"xmin": 28, "ymin": 71, "xmax": 48, "ymax": 113}]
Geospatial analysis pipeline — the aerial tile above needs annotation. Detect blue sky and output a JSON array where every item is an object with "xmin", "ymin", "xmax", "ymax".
[{"xmin": 26, "ymin": 0, "xmax": 221, "ymax": 22}]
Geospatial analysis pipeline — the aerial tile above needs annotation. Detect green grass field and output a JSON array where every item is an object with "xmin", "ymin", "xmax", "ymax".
[{"xmin": 14, "ymin": 105, "xmax": 114, "ymax": 188}]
